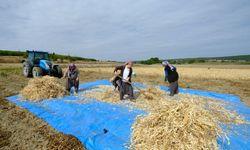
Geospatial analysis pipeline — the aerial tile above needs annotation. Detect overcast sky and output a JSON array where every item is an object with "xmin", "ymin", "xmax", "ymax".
[{"xmin": 0, "ymin": 0, "xmax": 250, "ymax": 61}]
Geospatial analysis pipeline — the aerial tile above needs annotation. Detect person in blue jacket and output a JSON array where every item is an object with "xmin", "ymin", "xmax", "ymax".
[{"xmin": 162, "ymin": 61, "xmax": 179, "ymax": 96}]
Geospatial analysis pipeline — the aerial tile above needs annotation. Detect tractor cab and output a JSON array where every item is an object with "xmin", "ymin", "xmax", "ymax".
[
  {"xmin": 27, "ymin": 51, "xmax": 49, "ymax": 65},
  {"xmin": 28, "ymin": 51, "xmax": 49, "ymax": 60},
  {"xmin": 23, "ymin": 50, "xmax": 63, "ymax": 78}
]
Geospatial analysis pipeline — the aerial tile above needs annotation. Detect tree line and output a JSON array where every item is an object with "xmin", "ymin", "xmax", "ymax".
[{"xmin": 0, "ymin": 50, "xmax": 97, "ymax": 62}]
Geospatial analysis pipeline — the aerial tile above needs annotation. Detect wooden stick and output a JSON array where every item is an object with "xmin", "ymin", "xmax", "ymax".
[{"xmin": 114, "ymin": 75, "xmax": 142, "ymax": 91}]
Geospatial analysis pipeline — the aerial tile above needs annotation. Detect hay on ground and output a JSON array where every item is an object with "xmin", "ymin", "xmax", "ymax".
[
  {"xmin": 82, "ymin": 85, "xmax": 248, "ymax": 150},
  {"xmin": 83, "ymin": 85, "xmax": 167, "ymax": 107},
  {"xmin": 83, "ymin": 85, "xmax": 121, "ymax": 104},
  {"xmin": 139, "ymin": 86, "xmax": 166, "ymax": 100},
  {"xmin": 131, "ymin": 99, "xmax": 247, "ymax": 150},
  {"xmin": 20, "ymin": 76, "xmax": 67, "ymax": 101}
]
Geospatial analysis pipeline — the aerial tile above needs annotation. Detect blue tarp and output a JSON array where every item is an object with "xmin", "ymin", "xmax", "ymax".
[{"xmin": 6, "ymin": 80, "xmax": 250, "ymax": 150}]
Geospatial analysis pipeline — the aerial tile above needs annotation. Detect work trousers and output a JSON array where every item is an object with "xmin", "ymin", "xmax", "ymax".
[
  {"xmin": 116, "ymin": 80, "xmax": 134, "ymax": 100},
  {"xmin": 169, "ymin": 81, "xmax": 179, "ymax": 96},
  {"xmin": 66, "ymin": 78, "xmax": 79, "ymax": 93}
]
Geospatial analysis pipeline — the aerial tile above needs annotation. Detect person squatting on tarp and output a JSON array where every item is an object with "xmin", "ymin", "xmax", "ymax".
[
  {"xmin": 64, "ymin": 63, "xmax": 79, "ymax": 93},
  {"xmin": 113, "ymin": 61, "xmax": 135, "ymax": 100},
  {"xmin": 162, "ymin": 61, "xmax": 179, "ymax": 96}
]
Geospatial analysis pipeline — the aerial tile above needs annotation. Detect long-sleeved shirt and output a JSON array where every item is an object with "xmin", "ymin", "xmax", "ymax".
[
  {"xmin": 114, "ymin": 65, "xmax": 133, "ymax": 82},
  {"xmin": 123, "ymin": 67, "xmax": 130, "ymax": 80},
  {"xmin": 164, "ymin": 65, "xmax": 179, "ymax": 83},
  {"xmin": 64, "ymin": 68, "xmax": 79, "ymax": 80}
]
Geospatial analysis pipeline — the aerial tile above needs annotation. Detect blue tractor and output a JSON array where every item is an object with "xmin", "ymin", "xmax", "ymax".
[{"xmin": 23, "ymin": 50, "xmax": 63, "ymax": 78}]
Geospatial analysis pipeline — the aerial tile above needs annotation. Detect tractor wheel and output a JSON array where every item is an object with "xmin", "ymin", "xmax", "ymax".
[
  {"xmin": 32, "ymin": 67, "xmax": 42, "ymax": 78},
  {"xmin": 23, "ymin": 62, "xmax": 32, "ymax": 77},
  {"xmin": 55, "ymin": 66, "xmax": 63, "ymax": 78}
]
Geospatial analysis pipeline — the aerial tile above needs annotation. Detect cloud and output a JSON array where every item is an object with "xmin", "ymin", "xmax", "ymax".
[{"xmin": 0, "ymin": 0, "xmax": 250, "ymax": 60}]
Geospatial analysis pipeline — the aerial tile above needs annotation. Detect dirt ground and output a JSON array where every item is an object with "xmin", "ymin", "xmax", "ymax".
[
  {"xmin": 0, "ymin": 63, "xmax": 249, "ymax": 149},
  {"xmin": 0, "ymin": 65, "xmax": 87, "ymax": 150}
]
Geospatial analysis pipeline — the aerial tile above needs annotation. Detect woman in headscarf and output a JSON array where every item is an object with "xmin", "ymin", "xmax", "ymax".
[
  {"xmin": 162, "ymin": 61, "xmax": 179, "ymax": 96},
  {"xmin": 64, "ymin": 63, "xmax": 79, "ymax": 93},
  {"xmin": 113, "ymin": 61, "xmax": 134, "ymax": 100}
]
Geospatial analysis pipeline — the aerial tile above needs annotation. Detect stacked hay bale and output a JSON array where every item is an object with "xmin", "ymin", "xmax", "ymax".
[{"xmin": 20, "ymin": 76, "xmax": 67, "ymax": 101}]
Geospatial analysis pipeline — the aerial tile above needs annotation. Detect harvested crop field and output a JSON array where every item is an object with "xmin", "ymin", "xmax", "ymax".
[
  {"xmin": 0, "ymin": 65, "xmax": 94, "ymax": 150},
  {"xmin": 82, "ymin": 85, "xmax": 248, "ymax": 149},
  {"xmin": 80, "ymin": 64, "xmax": 250, "ymax": 106},
  {"xmin": 0, "ymin": 97, "xmax": 85, "ymax": 150},
  {"xmin": 0, "ymin": 63, "xmax": 250, "ymax": 149}
]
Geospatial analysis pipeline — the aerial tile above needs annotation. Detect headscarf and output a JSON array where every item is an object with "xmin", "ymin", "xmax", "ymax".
[
  {"xmin": 68, "ymin": 63, "xmax": 77, "ymax": 73},
  {"xmin": 162, "ymin": 61, "xmax": 169, "ymax": 66},
  {"xmin": 162, "ymin": 60, "xmax": 175, "ymax": 71},
  {"xmin": 124, "ymin": 60, "xmax": 133, "ymax": 66}
]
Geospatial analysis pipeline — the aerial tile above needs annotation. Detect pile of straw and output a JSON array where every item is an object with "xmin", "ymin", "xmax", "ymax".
[
  {"xmin": 83, "ymin": 85, "xmax": 121, "ymax": 104},
  {"xmin": 20, "ymin": 76, "xmax": 67, "ymax": 101},
  {"xmin": 139, "ymin": 87, "xmax": 166, "ymax": 100},
  {"xmin": 83, "ymin": 85, "xmax": 166, "ymax": 106},
  {"xmin": 132, "ymin": 100, "xmax": 219, "ymax": 149},
  {"xmin": 82, "ymin": 85, "xmax": 248, "ymax": 149},
  {"xmin": 131, "ymin": 98, "xmax": 246, "ymax": 150}
]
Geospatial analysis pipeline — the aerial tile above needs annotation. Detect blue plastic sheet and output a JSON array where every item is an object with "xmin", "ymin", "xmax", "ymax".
[{"xmin": 6, "ymin": 80, "xmax": 250, "ymax": 150}]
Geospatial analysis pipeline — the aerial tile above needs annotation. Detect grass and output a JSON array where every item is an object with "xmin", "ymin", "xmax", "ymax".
[{"xmin": 0, "ymin": 56, "xmax": 24, "ymax": 63}]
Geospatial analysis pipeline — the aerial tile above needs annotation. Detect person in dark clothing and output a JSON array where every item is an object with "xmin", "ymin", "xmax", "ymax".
[
  {"xmin": 113, "ymin": 61, "xmax": 134, "ymax": 100},
  {"xmin": 162, "ymin": 61, "xmax": 179, "ymax": 96}
]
